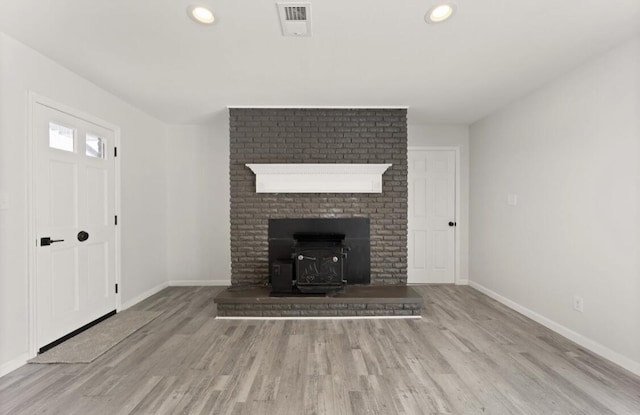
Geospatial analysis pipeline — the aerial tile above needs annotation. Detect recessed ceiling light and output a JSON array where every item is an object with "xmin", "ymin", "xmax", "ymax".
[
  {"xmin": 188, "ymin": 5, "xmax": 215, "ymax": 24},
  {"xmin": 425, "ymin": 3, "xmax": 456, "ymax": 24}
]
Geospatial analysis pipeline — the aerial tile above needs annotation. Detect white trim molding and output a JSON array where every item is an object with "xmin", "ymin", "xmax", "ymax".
[
  {"xmin": 246, "ymin": 163, "xmax": 392, "ymax": 193},
  {"xmin": 469, "ymin": 281, "xmax": 640, "ymax": 377},
  {"xmin": 0, "ymin": 353, "xmax": 31, "ymax": 378},
  {"xmin": 168, "ymin": 279, "xmax": 231, "ymax": 287},
  {"xmin": 119, "ymin": 282, "xmax": 169, "ymax": 311},
  {"xmin": 120, "ymin": 280, "xmax": 231, "ymax": 310}
]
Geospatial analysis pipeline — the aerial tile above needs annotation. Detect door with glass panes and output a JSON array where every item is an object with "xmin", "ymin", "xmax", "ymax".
[{"xmin": 34, "ymin": 102, "xmax": 116, "ymax": 350}]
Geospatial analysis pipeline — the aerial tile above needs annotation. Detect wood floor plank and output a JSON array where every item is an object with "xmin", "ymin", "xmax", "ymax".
[{"xmin": 1, "ymin": 285, "xmax": 639, "ymax": 415}]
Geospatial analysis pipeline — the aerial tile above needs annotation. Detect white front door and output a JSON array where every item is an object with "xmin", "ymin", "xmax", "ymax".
[
  {"xmin": 408, "ymin": 149, "xmax": 456, "ymax": 283},
  {"xmin": 34, "ymin": 102, "xmax": 117, "ymax": 349}
]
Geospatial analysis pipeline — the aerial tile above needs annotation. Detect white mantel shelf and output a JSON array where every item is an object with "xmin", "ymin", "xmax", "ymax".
[{"xmin": 246, "ymin": 163, "xmax": 392, "ymax": 193}]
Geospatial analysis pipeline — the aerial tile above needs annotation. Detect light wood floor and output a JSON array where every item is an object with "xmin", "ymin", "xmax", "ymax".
[{"xmin": 1, "ymin": 285, "xmax": 639, "ymax": 414}]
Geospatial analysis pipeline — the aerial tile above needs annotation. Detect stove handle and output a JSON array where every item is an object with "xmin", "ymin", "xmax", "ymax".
[{"xmin": 297, "ymin": 255, "xmax": 317, "ymax": 261}]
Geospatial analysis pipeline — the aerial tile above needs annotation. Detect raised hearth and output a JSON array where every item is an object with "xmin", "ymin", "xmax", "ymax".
[{"xmin": 214, "ymin": 286, "xmax": 422, "ymax": 318}]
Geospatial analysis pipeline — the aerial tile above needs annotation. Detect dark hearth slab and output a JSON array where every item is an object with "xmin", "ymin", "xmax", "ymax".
[{"xmin": 214, "ymin": 286, "xmax": 422, "ymax": 318}]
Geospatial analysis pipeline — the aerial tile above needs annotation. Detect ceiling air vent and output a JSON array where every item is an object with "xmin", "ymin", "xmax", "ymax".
[{"xmin": 277, "ymin": 3, "xmax": 311, "ymax": 37}]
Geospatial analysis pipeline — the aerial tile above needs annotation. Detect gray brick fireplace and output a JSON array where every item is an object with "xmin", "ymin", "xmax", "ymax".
[{"xmin": 229, "ymin": 108, "xmax": 408, "ymax": 287}]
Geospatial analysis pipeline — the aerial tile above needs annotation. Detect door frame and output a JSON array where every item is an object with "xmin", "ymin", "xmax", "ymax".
[
  {"xmin": 26, "ymin": 92, "xmax": 122, "ymax": 357},
  {"xmin": 407, "ymin": 146, "xmax": 461, "ymax": 285}
]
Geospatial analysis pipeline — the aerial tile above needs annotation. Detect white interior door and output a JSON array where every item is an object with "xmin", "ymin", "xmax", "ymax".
[
  {"xmin": 34, "ymin": 102, "xmax": 116, "ymax": 349},
  {"xmin": 408, "ymin": 149, "xmax": 456, "ymax": 283}
]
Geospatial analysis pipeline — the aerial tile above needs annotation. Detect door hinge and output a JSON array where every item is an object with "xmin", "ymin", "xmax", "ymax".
[
  {"xmin": 115, "ymin": 283, "xmax": 118, "ymax": 294},
  {"xmin": 115, "ymin": 215, "xmax": 118, "ymax": 226},
  {"xmin": 114, "ymin": 147, "xmax": 118, "ymax": 157}
]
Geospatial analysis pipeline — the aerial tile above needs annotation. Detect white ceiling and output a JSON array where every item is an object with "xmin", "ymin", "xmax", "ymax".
[{"xmin": 1, "ymin": 0, "xmax": 639, "ymax": 125}]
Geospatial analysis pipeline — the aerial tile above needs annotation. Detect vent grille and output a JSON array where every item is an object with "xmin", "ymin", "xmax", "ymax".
[
  {"xmin": 277, "ymin": 3, "xmax": 311, "ymax": 36},
  {"xmin": 284, "ymin": 6, "xmax": 307, "ymax": 21}
]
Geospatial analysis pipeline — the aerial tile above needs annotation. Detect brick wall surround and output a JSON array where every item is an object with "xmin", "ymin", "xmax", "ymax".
[{"xmin": 229, "ymin": 108, "xmax": 408, "ymax": 286}]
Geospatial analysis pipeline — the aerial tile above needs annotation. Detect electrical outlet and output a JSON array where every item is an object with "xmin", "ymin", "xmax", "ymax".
[{"xmin": 573, "ymin": 296, "xmax": 584, "ymax": 312}]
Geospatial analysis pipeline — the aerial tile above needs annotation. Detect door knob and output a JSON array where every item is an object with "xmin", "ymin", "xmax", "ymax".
[
  {"xmin": 41, "ymin": 237, "xmax": 64, "ymax": 246},
  {"xmin": 77, "ymin": 231, "xmax": 89, "ymax": 242},
  {"xmin": 448, "ymin": 221, "xmax": 457, "ymax": 227}
]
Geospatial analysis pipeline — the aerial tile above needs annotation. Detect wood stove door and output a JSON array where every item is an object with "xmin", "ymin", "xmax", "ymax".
[{"xmin": 295, "ymin": 248, "xmax": 344, "ymax": 287}]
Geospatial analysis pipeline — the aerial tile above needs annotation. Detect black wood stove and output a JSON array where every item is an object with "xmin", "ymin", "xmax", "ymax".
[
  {"xmin": 293, "ymin": 233, "xmax": 348, "ymax": 293},
  {"xmin": 269, "ymin": 218, "xmax": 370, "ymax": 295}
]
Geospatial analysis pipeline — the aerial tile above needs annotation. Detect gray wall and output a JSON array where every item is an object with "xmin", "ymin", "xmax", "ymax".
[
  {"xmin": 0, "ymin": 33, "xmax": 169, "ymax": 374},
  {"xmin": 229, "ymin": 108, "xmax": 408, "ymax": 286},
  {"xmin": 469, "ymin": 36, "xmax": 640, "ymax": 371},
  {"xmin": 166, "ymin": 118, "xmax": 231, "ymax": 285}
]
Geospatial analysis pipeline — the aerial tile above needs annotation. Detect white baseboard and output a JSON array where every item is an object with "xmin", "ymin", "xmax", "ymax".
[
  {"xmin": 119, "ymin": 282, "xmax": 169, "ymax": 311},
  {"xmin": 119, "ymin": 279, "xmax": 230, "ymax": 311},
  {"xmin": 456, "ymin": 278, "xmax": 469, "ymax": 285},
  {"xmin": 469, "ymin": 280, "xmax": 640, "ymax": 377},
  {"xmin": 168, "ymin": 279, "xmax": 231, "ymax": 287},
  {"xmin": 0, "ymin": 353, "xmax": 30, "ymax": 378}
]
